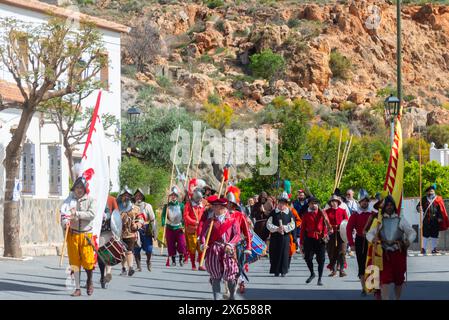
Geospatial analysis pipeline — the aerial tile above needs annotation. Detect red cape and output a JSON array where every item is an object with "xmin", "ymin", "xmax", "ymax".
[{"xmin": 434, "ymin": 196, "xmax": 449, "ymax": 231}]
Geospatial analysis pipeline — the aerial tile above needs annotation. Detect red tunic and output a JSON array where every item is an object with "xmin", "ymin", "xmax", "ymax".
[
  {"xmin": 230, "ymin": 210, "xmax": 252, "ymax": 251},
  {"xmin": 183, "ymin": 201, "xmax": 205, "ymax": 234},
  {"xmin": 346, "ymin": 210, "xmax": 375, "ymax": 246},
  {"xmin": 200, "ymin": 212, "xmax": 241, "ymax": 247},
  {"xmin": 325, "ymin": 207, "xmax": 348, "ymax": 233},
  {"xmin": 300, "ymin": 209, "xmax": 328, "ymax": 244}
]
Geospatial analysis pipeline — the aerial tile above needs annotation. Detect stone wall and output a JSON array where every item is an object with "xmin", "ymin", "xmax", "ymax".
[{"xmin": 0, "ymin": 198, "xmax": 64, "ymax": 256}]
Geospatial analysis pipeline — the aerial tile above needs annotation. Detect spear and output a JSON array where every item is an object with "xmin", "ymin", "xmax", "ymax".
[
  {"xmin": 161, "ymin": 125, "xmax": 181, "ymax": 255},
  {"xmin": 419, "ymin": 127, "xmax": 423, "ymax": 251},
  {"xmin": 336, "ymin": 135, "xmax": 353, "ymax": 189},
  {"xmin": 195, "ymin": 130, "xmax": 206, "ymax": 177},
  {"xmin": 334, "ymin": 128, "xmax": 343, "ymax": 191},
  {"xmin": 184, "ymin": 132, "xmax": 197, "ymax": 190}
]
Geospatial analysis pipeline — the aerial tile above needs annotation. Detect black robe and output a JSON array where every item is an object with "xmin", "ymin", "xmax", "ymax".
[{"xmin": 268, "ymin": 209, "xmax": 295, "ymax": 275}]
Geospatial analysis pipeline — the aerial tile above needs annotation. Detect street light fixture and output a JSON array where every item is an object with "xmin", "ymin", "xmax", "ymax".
[
  {"xmin": 302, "ymin": 153, "xmax": 312, "ymax": 182},
  {"xmin": 127, "ymin": 106, "xmax": 141, "ymax": 124},
  {"xmin": 384, "ymin": 95, "xmax": 400, "ymax": 146}
]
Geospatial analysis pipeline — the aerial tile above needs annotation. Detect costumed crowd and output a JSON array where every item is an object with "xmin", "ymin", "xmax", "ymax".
[{"xmin": 60, "ymin": 176, "xmax": 449, "ymax": 300}]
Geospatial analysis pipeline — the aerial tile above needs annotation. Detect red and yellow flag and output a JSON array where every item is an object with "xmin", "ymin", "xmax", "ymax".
[{"xmin": 383, "ymin": 118, "xmax": 404, "ymax": 212}]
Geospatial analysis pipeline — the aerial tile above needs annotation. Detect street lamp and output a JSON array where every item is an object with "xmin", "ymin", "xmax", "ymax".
[
  {"xmin": 127, "ymin": 106, "xmax": 141, "ymax": 124},
  {"xmin": 302, "ymin": 153, "xmax": 312, "ymax": 182},
  {"xmin": 384, "ymin": 95, "xmax": 400, "ymax": 146}
]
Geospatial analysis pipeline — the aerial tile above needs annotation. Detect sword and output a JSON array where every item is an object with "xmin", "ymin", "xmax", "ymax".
[{"xmin": 84, "ymin": 234, "xmax": 107, "ymax": 265}]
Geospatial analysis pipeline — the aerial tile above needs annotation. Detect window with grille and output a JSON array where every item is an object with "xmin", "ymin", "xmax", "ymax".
[
  {"xmin": 21, "ymin": 142, "xmax": 35, "ymax": 195},
  {"xmin": 48, "ymin": 145, "xmax": 62, "ymax": 195}
]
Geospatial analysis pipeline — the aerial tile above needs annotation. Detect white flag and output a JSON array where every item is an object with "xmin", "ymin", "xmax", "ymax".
[{"xmin": 79, "ymin": 91, "xmax": 109, "ymax": 248}]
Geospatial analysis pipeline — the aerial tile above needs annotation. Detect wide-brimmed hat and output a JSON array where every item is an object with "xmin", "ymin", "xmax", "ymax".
[
  {"xmin": 210, "ymin": 197, "xmax": 228, "ymax": 206},
  {"xmin": 425, "ymin": 184, "xmax": 436, "ymax": 192},
  {"xmin": 328, "ymin": 194, "xmax": 342, "ymax": 206},
  {"xmin": 382, "ymin": 195, "xmax": 397, "ymax": 212},
  {"xmin": 308, "ymin": 197, "xmax": 320, "ymax": 205},
  {"xmin": 134, "ymin": 188, "xmax": 146, "ymax": 201}
]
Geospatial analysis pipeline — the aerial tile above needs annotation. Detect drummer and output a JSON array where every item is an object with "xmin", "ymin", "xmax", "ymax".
[
  {"xmin": 226, "ymin": 189, "xmax": 252, "ymax": 295},
  {"xmin": 324, "ymin": 194, "xmax": 349, "ymax": 277}
]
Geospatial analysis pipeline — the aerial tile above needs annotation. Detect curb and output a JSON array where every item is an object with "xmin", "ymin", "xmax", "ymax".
[
  {"xmin": 408, "ymin": 252, "xmax": 449, "ymax": 257},
  {"xmin": 0, "ymin": 256, "xmax": 33, "ymax": 262}
]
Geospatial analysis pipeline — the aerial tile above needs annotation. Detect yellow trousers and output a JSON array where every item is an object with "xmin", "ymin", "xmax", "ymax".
[
  {"xmin": 185, "ymin": 232, "xmax": 202, "ymax": 255},
  {"xmin": 67, "ymin": 231, "xmax": 95, "ymax": 270}
]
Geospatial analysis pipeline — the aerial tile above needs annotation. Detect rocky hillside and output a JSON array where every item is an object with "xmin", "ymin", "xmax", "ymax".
[{"xmin": 78, "ymin": 0, "xmax": 449, "ymax": 139}]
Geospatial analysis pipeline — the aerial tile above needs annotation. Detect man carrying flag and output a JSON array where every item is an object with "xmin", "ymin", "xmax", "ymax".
[{"xmin": 60, "ymin": 91, "xmax": 109, "ymax": 297}]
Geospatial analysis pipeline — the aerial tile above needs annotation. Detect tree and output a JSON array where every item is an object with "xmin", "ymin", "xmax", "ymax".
[
  {"xmin": 201, "ymin": 102, "xmax": 234, "ymax": 132},
  {"xmin": 249, "ymin": 49, "xmax": 285, "ymax": 83},
  {"xmin": 426, "ymin": 124, "xmax": 449, "ymax": 148},
  {"xmin": 42, "ymin": 91, "xmax": 118, "ymax": 182},
  {"xmin": 0, "ymin": 17, "xmax": 106, "ymax": 257},
  {"xmin": 125, "ymin": 19, "xmax": 166, "ymax": 73}
]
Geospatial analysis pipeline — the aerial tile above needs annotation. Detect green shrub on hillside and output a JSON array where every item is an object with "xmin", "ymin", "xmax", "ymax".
[
  {"xmin": 249, "ymin": 49, "xmax": 285, "ymax": 82},
  {"xmin": 329, "ymin": 50, "xmax": 352, "ymax": 80}
]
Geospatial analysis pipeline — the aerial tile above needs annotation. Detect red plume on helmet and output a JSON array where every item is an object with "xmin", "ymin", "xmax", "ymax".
[
  {"xmin": 188, "ymin": 178, "xmax": 206, "ymax": 197},
  {"xmin": 226, "ymin": 185, "xmax": 240, "ymax": 204}
]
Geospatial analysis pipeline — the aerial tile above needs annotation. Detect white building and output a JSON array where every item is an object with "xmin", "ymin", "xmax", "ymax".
[
  {"xmin": 0, "ymin": 0, "xmax": 129, "ymax": 201},
  {"xmin": 429, "ymin": 142, "xmax": 449, "ymax": 167}
]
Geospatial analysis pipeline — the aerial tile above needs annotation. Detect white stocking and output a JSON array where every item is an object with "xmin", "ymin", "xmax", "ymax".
[
  {"xmin": 423, "ymin": 237, "xmax": 429, "ymax": 250},
  {"xmin": 74, "ymin": 271, "xmax": 81, "ymax": 290},
  {"xmin": 431, "ymin": 238, "xmax": 438, "ymax": 250}
]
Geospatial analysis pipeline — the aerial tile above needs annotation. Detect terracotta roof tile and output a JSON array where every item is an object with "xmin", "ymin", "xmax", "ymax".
[
  {"xmin": 0, "ymin": 0, "xmax": 130, "ymax": 33},
  {"xmin": 0, "ymin": 80, "xmax": 24, "ymax": 103}
]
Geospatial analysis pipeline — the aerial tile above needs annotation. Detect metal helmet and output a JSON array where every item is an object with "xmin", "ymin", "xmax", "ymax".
[
  {"xmin": 118, "ymin": 186, "xmax": 133, "ymax": 198},
  {"xmin": 358, "ymin": 189, "xmax": 370, "ymax": 202},
  {"xmin": 170, "ymin": 186, "xmax": 180, "ymax": 197},
  {"xmin": 227, "ymin": 192, "xmax": 238, "ymax": 206},
  {"xmin": 278, "ymin": 191, "xmax": 290, "ymax": 203},
  {"xmin": 71, "ymin": 176, "xmax": 87, "ymax": 192},
  {"xmin": 192, "ymin": 188, "xmax": 203, "ymax": 203}
]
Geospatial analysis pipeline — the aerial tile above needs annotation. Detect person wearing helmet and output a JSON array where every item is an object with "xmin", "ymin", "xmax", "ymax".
[
  {"xmin": 133, "ymin": 188, "xmax": 156, "ymax": 272},
  {"xmin": 346, "ymin": 189, "xmax": 376, "ymax": 296},
  {"xmin": 183, "ymin": 188, "xmax": 206, "ymax": 271},
  {"xmin": 266, "ymin": 192, "xmax": 296, "ymax": 277},
  {"xmin": 226, "ymin": 189, "xmax": 252, "ymax": 296},
  {"xmin": 200, "ymin": 197, "xmax": 242, "ymax": 300},
  {"xmin": 60, "ymin": 177, "xmax": 97, "ymax": 297},
  {"xmin": 117, "ymin": 187, "xmax": 143, "ymax": 277},
  {"xmin": 366, "ymin": 195, "xmax": 416, "ymax": 300},
  {"xmin": 162, "ymin": 186, "xmax": 187, "ymax": 267}
]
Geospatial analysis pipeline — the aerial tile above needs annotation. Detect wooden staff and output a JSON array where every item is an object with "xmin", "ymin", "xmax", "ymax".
[
  {"xmin": 334, "ymin": 128, "xmax": 343, "ymax": 191},
  {"xmin": 335, "ymin": 140, "xmax": 349, "ymax": 190},
  {"xmin": 336, "ymin": 135, "xmax": 353, "ymax": 189},
  {"xmin": 419, "ymin": 127, "xmax": 423, "ymax": 251},
  {"xmin": 161, "ymin": 125, "xmax": 181, "ymax": 255},
  {"xmin": 199, "ymin": 218, "xmax": 214, "ymax": 267},
  {"xmin": 195, "ymin": 130, "xmax": 206, "ymax": 177},
  {"xmin": 218, "ymin": 174, "xmax": 226, "ymax": 198},
  {"xmin": 59, "ymin": 220, "xmax": 70, "ymax": 267},
  {"xmin": 184, "ymin": 132, "xmax": 197, "ymax": 188}
]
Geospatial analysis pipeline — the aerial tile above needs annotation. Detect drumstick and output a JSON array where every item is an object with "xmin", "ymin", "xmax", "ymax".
[
  {"xmin": 59, "ymin": 220, "xmax": 70, "ymax": 267},
  {"xmin": 199, "ymin": 219, "xmax": 214, "ymax": 267}
]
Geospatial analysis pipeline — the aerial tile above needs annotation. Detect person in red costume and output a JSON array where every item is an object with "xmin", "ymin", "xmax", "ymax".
[
  {"xmin": 226, "ymin": 190, "xmax": 252, "ymax": 295},
  {"xmin": 183, "ymin": 188, "xmax": 206, "ymax": 271},
  {"xmin": 346, "ymin": 189, "xmax": 376, "ymax": 296},
  {"xmin": 300, "ymin": 197, "xmax": 331, "ymax": 286},
  {"xmin": 200, "ymin": 197, "xmax": 242, "ymax": 300},
  {"xmin": 325, "ymin": 195, "xmax": 349, "ymax": 277}
]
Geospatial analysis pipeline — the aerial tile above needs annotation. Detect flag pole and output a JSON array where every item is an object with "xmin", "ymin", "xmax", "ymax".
[
  {"xmin": 161, "ymin": 125, "xmax": 181, "ymax": 255},
  {"xmin": 418, "ymin": 126, "xmax": 423, "ymax": 251}
]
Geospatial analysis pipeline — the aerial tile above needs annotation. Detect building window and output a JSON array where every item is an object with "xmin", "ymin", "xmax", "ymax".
[
  {"xmin": 99, "ymin": 53, "xmax": 109, "ymax": 90},
  {"xmin": 21, "ymin": 142, "xmax": 35, "ymax": 195},
  {"xmin": 48, "ymin": 145, "xmax": 62, "ymax": 196}
]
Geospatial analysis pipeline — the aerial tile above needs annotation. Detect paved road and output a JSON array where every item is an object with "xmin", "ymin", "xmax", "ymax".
[{"xmin": 0, "ymin": 253, "xmax": 448, "ymax": 300}]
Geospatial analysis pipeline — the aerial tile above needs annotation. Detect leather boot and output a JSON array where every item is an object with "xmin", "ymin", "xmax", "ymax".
[
  {"xmin": 190, "ymin": 253, "xmax": 197, "ymax": 270},
  {"xmin": 211, "ymin": 279, "xmax": 221, "ymax": 300},
  {"xmin": 86, "ymin": 270, "xmax": 94, "ymax": 296},
  {"xmin": 135, "ymin": 254, "xmax": 142, "ymax": 272},
  {"xmin": 227, "ymin": 280, "xmax": 237, "ymax": 300}
]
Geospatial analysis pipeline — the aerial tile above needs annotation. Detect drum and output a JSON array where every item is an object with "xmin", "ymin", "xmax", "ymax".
[
  {"xmin": 339, "ymin": 219, "xmax": 348, "ymax": 243},
  {"xmin": 237, "ymin": 230, "xmax": 267, "ymax": 264},
  {"xmin": 98, "ymin": 236, "xmax": 126, "ymax": 266}
]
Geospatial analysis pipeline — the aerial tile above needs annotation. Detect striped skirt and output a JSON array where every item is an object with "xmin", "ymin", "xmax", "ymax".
[{"xmin": 205, "ymin": 242, "xmax": 239, "ymax": 281}]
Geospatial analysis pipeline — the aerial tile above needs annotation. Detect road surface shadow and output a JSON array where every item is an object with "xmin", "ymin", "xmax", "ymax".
[{"xmin": 0, "ymin": 280, "xmax": 61, "ymax": 295}]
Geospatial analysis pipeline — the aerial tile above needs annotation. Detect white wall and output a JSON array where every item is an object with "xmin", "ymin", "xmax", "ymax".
[
  {"xmin": 0, "ymin": 3, "xmax": 122, "ymax": 195},
  {"xmin": 429, "ymin": 142, "xmax": 449, "ymax": 167}
]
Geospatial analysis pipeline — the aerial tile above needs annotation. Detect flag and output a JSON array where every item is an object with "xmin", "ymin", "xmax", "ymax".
[
  {"xmin": 383, "ymin": 118, "xmax": 404, "ymax": 212},
  {"xmin": 223, "ymin": 166, "xmax": 229, "ymax": 181},
  {"xmin": 79, "ymin": 91, "xmax": 110, "ymax": 253}
]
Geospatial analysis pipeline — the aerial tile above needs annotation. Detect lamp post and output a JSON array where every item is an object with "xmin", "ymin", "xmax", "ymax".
[
  {"xmin": 397, "ymin": 0, "xmax": 402, "ymax": 104},
  {"xmin": 302, "ymin": 153, "xmax": 312, "ymax": 182},
  {"xmin": 127, "ymin": 106, "xmax": 141, "ymax": 124},
  {"xmin": 126, "ymin": 106, "xmax": 141, "ymax": 156},
  {"xmin": 384, "ymin": 95, "xmax": 400, "ymax": 147}
]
